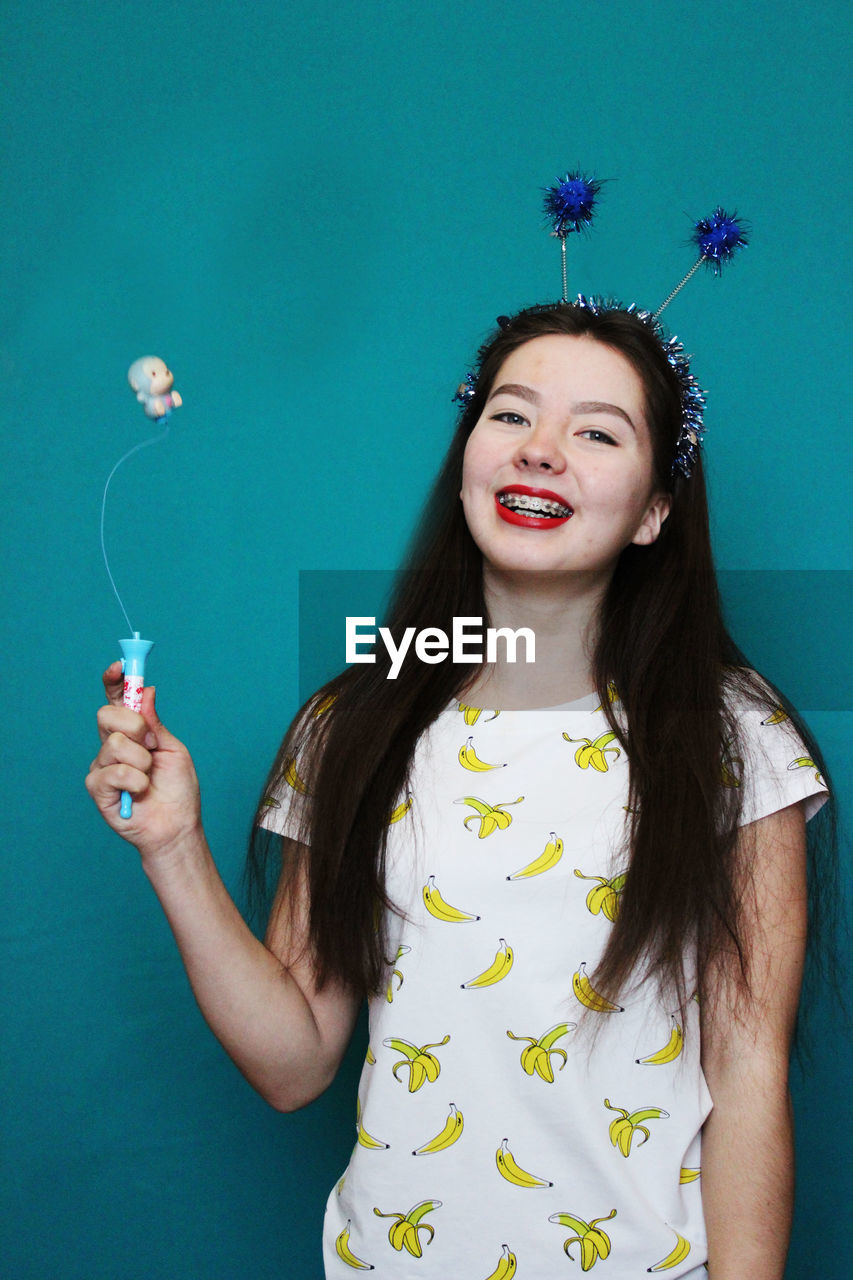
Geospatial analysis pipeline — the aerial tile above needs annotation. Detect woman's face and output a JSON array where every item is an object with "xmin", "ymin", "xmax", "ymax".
[{"xmin": 460, "ymin": 334, "xmax": 671, "ymax": 583}]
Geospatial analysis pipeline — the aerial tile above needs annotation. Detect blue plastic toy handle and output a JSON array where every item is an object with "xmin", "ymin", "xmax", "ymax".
[{"xmin": 118, "ymin": 634, "xmax": 154, "ymax": 819}]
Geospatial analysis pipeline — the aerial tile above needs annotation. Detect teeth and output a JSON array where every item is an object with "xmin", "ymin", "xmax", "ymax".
[{"xmin": 499, "ymin": 493, "xmax": 572, "ymax": 517}]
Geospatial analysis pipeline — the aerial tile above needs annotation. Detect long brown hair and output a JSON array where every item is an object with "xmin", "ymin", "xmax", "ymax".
[{"xmin": 248, "ymin": 303, "xmax": 835, "ymax": 1021}]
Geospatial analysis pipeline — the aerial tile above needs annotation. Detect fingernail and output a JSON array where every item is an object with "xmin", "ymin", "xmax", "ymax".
[{"xmin": 145, "ymin": 732, "xmax": 157, "ymax": 749}]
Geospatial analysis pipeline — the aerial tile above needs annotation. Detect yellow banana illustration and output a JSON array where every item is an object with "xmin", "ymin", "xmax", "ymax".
[
  {"xmin": 720, "ymin": 744, "xmax": 743, "ymax": 788},
  {"xmin": 458, "ymin": 736, "xmax": 507, "ymax": 772},
  {"xmin": 412, "ymin": 1101, "xmax": 464, "ymax": 1155},
  {"xmin": 356, "ymin": 1095, "xmax": 389, "ymax": 1150},
  {"xmin": 506, "ymin": 1022, "xmax": 576, "ymax": 1082},
  {"xmin": 679, "ymin": 1167, "xmax": 700, "ymax": 1183},
  {"xmin": 592, "ymin": 681, "xmax": 620, "ymax": 713},
  {"xmin": 312, "ymin": 692, "xmax": 337, "ymax": 716},
  {"xmin": 457, "ymin": 702, "xmax": 500, "ymax": 725},
  {"xmin": 422, "ymin": 875, "xmax": 480, "ymax": 923},
  {"xmin": 647, "ymin": 1231, "xmax": 691, "ymax": 1271},
  {"xmin": 335, "ymin": 1219, "xmax": 374, "ymax": 1270},
  {"xmin": 762, "ymin": 705, "xmax": 789, "ymax": 725},
  {"xmin": 455, "ymin": 794, "xmax": 524, "ymax": 838},
  {"xmin": 385, "ymin": 944, "xmax": 411, "ymax": 1003},
  {"xmin": 284, "ymin": 756, "xmax": 309, "ymax": 794},
  {"xmin": 373, "ymin": 1200, "xmax": 441, "ymax": 1258},
  {"xmin": 259, "ymin": 793, "xmax": 281, "ymax": 811},
  {"xmin": 483, "ymin": 1243, "xmax": 517, "ymax": 1280},
  {"xmin": 383, "ymin": 1034, "xmax": 450, "ymax": 1092},
  {"xmin": 388, "ymin": 794, "xmax": 413, "ymax": 824},
  {"xmin": 604, "ymin": 1098, "xmax": 669, "ymax": 1157},
  {"xmin": 788, "ymin": 756, "xmax": 825, "ymax": 785},
  {"xmin": 365, "ymin": 1044, "xmax": 376, "ymax": 1065},
  {"xmin": 636, "ymin": 1016, "xmax": 684, "ymax": 1066},
  {"xmin": 549, "ymin": 1209, "xmax": 617, "ymax": 1270},
  {"xmin": 507, "ymin": 832, "xmax": 564, "ymax": 880},
  {"xmin": 573, "ymin": 868, "xmax": 627, "ymax": 921},
  {"xmin": 563, "ymin": 730, "xmax": 621, "ymax": 772},
  {"xmin": 572, "ymin": 962, "xmax": 624, "ymax": 1013},
  {"xmin": 461, "ymin": 938, "xmax": 514, "ymax": 989},
  {"xmin": 495, "ymin": 1137, "xmax": 553, "ymax": 1188}
]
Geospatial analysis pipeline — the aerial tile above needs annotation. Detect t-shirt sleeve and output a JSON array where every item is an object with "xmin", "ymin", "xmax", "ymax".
[
  {"xmin": 256, "ymin": 755, "xmax": 311, "ymax": 843},
  {"xmin": 732, "ymin": 693, "xmax": 829, "ymax": 828}
]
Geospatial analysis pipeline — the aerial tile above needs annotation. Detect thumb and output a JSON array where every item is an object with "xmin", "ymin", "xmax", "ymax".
[{"xmin": 139, "ymin": 686, "xmax": 175, "ymax": 748}]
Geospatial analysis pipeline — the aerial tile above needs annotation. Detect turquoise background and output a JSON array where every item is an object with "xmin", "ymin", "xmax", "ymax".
[{"xmin": 2, "ymin": 1, "xmax": 850, "ymax": 1276}]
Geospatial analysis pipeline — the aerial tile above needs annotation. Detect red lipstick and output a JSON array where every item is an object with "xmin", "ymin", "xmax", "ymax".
[{"xmin": 494, "ymin": 485, "xmax": 573, "ymax": 530}]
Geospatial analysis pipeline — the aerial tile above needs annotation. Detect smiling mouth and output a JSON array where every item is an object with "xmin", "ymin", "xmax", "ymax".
[{"xmin": 498, "ymin": 492, "xmax": 573, "ymax": 518}]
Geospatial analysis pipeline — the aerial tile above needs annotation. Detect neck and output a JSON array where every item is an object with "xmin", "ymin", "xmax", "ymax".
[{"xmin": 461, "ymin": 567, "xmax": 608, "ymax": 710}]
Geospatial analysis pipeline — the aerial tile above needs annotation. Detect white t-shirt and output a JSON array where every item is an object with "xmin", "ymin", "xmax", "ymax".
[{"xmin": 263, "ymin": 691, "xmax": 826, "ymax": 1278}]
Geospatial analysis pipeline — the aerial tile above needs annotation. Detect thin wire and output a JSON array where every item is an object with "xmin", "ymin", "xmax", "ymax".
[
  {"xmin": 560, "ymin": 238, "xmax": 568, "ymax": 303},
  {"xmin": 100, "ymin": 421, "xmax": 170, "ymax": 634},
  {"xmin": 653, "ymin": 257, "xmax": 703, "ymax": 318}
]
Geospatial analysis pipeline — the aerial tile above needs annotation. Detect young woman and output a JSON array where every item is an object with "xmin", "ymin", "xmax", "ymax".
[{"xmin": 87, "ymin": 302, "xmax": 831, "ymax": 1279}]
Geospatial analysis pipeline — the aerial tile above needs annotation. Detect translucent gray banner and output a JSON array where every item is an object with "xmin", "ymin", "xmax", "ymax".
[{"xmin": 298, "ymin": 570, "xmax": 851, "ymax": 711}]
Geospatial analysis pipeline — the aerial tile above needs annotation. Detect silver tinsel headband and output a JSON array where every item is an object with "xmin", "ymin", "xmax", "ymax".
[{"xmin": 454, "ymin": 173, "xmax": 748, "ymax": 481}]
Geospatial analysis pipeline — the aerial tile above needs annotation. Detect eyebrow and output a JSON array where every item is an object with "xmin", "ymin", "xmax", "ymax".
[
  {"xmin": 488, "ymin": 385, "xmax": 637, "ymax": 431},
  {"xmin": 571, "ymin": 400, "xmax": 637, "ymax": 432}
]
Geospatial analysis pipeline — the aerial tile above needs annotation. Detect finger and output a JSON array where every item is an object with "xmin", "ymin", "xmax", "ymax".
[
  {"xmin": 103, "ymin": 660, "xmax": 125, "ymax": 707},
  {"xmin": 138, "ymin": 686, "xmax": 178, "ymax": 751},
  {"xmin": 96, "ymin": 703, "xmax": 150, "ymax": 746},
  {"xmin": 86, "ymin": 759, "xmax": 151, "ymax": 808},
  {"xmin": 92, "ymin": 730, "xmax": 153, "ymax": 775}
]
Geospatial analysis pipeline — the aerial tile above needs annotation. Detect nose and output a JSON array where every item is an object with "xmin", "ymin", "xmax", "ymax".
[{"xmin": 513, "ymin": 422, "xmax": 566, "ymax": 474}]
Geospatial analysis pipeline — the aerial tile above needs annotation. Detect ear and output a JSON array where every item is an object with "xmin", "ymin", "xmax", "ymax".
[{"xmin": 631, "ymin": 491, "xmax": 671, "ymax": 546}]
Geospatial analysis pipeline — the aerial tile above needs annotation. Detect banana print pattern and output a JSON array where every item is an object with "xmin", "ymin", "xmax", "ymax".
[
  {"xmin": 356, "ymin": 1096, "xmax": 390, "ymax": 1150},
  {"xmin": 495, "ymin": 1137, "xmax": 553, "ymax": 1188},
  {"xmin": 373, "ymin": 1200, "xmax": 441, "ymax": 1257},
  {"xmin": 383, "ymin": 1035, "xmax": 451, "ymax": 1092},
  {"xmin": 257, "ymin": 695, "xmax": 827, "ymax": 1277},
  {"xmin": 412, "ymin": 1102, "xmax": 464, "ymax": 1155},
  {"xmin": 603, "ymin": 1098, "xmax": 669, "ymax": 1156},
  {"xmin": 635, "ymin": 1016, "xmax": 684, "ymax": 1066},
  {"xmin": 457, "ymin": 702, "xmax": 500, "ymax": 725},
  {"xmin": 573, "ymin": 962, "xmax": 625, "ymax": 1013},
  {"xmin": 422, "ymin": 875, "xmax": 480, "ymax": 923},
  {"xmin": 283, "ymin": 756, "xmax": 309, "ymax": 794},
  {"xmin": 483, "ymin": 1243, "xmax": 517, "ymax": 1280},
  {"xmin": 563, "ymin": 730, "xmax": 621, "ymax": 771},
  {"xmin": 335, "ymin": 1220, "xmax": 374, "ymax": 1270},
  {"xmin": 647, "ymin": 1230, "xmax": 691, "ymax": 1271},
  {"xmin": 387, "ymin": 794, "xmax": 413, "ymax": 824},
  {"xmin": 506, "ymin": 831, "xmax": 563, "ymax": 880},
  {"xmin": 506, "ymin": 1022, "xmax": 576, "ymax": 1081},
  {"xmin": 574, "ymin": 867, "xmax": 627, "ymax": 921},
  {"xmin": 454, "ymin": 794, "xmax": 524, "ymax": 837},
  {"xmin": 385, "ymin": 945, "xmax": 411, "ymax": 1002},
  {"xmin": 458, "ymin": 737, "xmax": 507, "ymax": 771},
  {"xmin": 461, "ymin": 938, "xmax": 514, "ymax": 989},
  {"xmin": 549, "ymin": 1209, "xmax": 617, "ymax": 1270}
]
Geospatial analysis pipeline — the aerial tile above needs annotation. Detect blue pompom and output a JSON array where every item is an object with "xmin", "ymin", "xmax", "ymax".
[
  {"xmin": 693, "ymin": 208, "xmax": 748, "ymax": 273},
  {"xmin": 543, "ymin": 172, "xmax": 602, "ymax": 237}
]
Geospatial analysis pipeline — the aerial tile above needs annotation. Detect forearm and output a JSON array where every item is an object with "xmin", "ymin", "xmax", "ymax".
[
  {"xmin": 702, "ymin": 1060, "xmax": 794, "ymax": 1280},
  {"xmin": 141, "ymin": 828, "xmax": 346, "ymax": 1110}
]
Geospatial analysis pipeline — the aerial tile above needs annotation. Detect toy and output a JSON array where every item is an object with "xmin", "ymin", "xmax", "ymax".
[
  {"xmin": 127, "ymin": 356, "xmax": 182, "ymax": 419},
  {"xmin": 100, "ymin": 357, "xmax": 182, "ymax": 817}
]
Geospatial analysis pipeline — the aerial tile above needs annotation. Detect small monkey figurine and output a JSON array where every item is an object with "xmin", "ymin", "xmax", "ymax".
[{"xmin": 127, "ymin": 356, "xmax": 182, "ymax": 419}]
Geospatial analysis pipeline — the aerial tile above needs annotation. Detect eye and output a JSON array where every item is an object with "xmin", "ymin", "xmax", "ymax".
[
  {"xmin": 492, "ymin": 411, "xmax": 528, "ymax": 426},
  {"xmin": 579, "ymin": 428, "xmax": 617, "ymax": 445}
]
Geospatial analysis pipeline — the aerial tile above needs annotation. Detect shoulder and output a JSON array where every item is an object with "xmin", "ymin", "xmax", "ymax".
[{"xmin": 721, "ymin": 668, "xmax": 828, "ymax": 827}]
